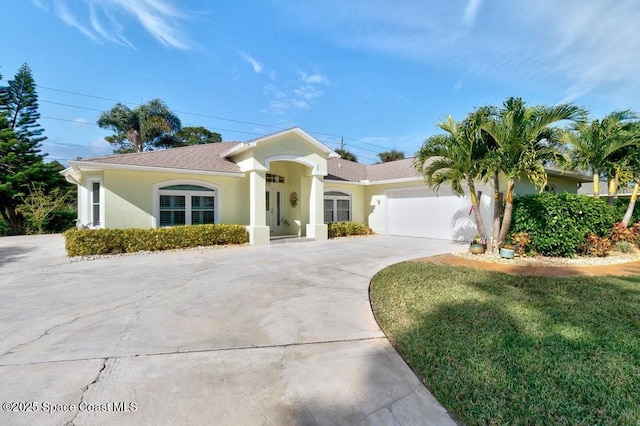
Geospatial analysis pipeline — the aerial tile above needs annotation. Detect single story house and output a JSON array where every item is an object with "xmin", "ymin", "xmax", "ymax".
[{"xmin": 62, "ymin": 127, "xmax": 591, "ymax": 244}]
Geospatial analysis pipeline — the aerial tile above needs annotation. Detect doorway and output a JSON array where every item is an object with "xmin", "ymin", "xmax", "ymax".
[{"xmin": 266, "ymin": 188, "xmax": 284, "ymax": 234}]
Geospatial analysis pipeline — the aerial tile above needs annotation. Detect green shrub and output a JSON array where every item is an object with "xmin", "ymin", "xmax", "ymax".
[
  {"xmin": 613, "ymin": 198, "xmax": 640, "ymax": 224},
  {"xmin": 64, "ymin": 224, "xmax": 248, "ymax": 257},
  {"xmin": 327, "ymin": 222, "xmax": 372, "ymax": 238},
  {"xmin": 612, "ymin": 241, "xmax": 636, "ymax": 254},
  {"xmin": 512, "ymin": 193, "xmax": 617, "ymax": 257}
]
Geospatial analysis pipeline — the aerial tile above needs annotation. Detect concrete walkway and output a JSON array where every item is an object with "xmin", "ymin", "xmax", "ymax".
[{"xmin": 0, "ymin": 234, "xmax": 463, "ymax": 425}]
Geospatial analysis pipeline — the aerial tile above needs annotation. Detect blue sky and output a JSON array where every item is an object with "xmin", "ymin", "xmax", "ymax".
[{"xmin": 2, "ymin": 1, "xmax": 640, "ymax": 164}]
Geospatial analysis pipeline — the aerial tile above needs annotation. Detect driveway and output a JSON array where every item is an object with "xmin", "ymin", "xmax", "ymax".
[{"xmin": 0, "ymin": 234, "xmax": 463, "ymax": 425}]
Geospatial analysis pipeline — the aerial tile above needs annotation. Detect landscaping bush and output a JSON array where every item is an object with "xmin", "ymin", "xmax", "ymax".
[
  {"xmin": 580, "ymin": 233, "xmax": 612, "ymax": 257},
  {"xmin": 64, "ymin": 224, "xmax": 248, "ymax": 256},
  {"xmin": 327, "ymin": 221, "xmax": 372, "ymax": 238},
  {"xmin": 512, "ymin": 193, "xmax": 617, "ymax": 257}
]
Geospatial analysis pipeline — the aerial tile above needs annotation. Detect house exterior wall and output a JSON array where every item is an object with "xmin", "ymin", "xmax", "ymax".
[
  {"xmin": 514, "ymin": 175, "xmax": 580, "ymax": 195},
  {"xmin": 99, "ymin": 169, "xmax": 248, "ymax": 228},
  {"xmin": 322, "ymin": 182, "xmax": 367, "ymax": 224}
]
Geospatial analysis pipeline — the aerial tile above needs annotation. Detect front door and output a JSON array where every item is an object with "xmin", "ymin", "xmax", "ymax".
[{"xmin": 266, "ymin": 188, "xmax": 284, "ymax": 234}]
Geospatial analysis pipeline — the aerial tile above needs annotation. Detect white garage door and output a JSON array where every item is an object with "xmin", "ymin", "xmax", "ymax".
[{"xmin": 386, "ymin": 187, "xmax": 490, "ymax": 241}]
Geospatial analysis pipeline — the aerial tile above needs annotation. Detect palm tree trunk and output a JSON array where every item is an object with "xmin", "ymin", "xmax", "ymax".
[
  {"xmin": 497, "ymin": 179, "xmax": 515, "ymax": 246},
  {"xmin": 593, "ymin": 172, "xmax": 600, "ymax": 197},
  {"xmin": 607, "ymin": 177, "xmax": 616, "ymax": 205},
  {"xmin": 469, "ymin": 183, "xmax": 488, "ymax": 242},
  {"xmin": 622, "ymin": 182, "xmax": 639, "ymax": 226},
  {"xmin": 491, "ymin": 173, "xmax": 501, "ymax": 253}
]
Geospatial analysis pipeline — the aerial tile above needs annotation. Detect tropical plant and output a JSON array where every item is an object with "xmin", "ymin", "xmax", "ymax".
[
  {"xmin": 174, "ymin": 126, "xmax": 221, "ymax": 145},
  {"xmin": 0, "ymin": 64, "xmax": 68, "ymax": 234},
  {"xmin": 335, "ymin": 148, "xmax": 357, "ymax": 162},
  {"xmin": 482, "ymin": 97, "xmax": 585, "ymax": 246},
  {"xmin": 97, "ymin": 98, "xmax": 181, "ymax": 153},
  {"xmin": 377, "ymin": 149, "xmax": 405, "ymax": 163},
  {"xmin": 415, "ymin": 115, "xmax": 491, "ymax": 243},
  {"xmin": 561, "ymin": 110, "xmax": 638, "ymax": 204}
]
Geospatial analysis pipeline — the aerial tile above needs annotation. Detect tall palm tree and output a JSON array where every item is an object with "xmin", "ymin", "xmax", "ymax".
[
  {"xmin": 414, "ymin": 115, "xmax": 491, "ymax": 242},
  {"xmin": 482, "ymin": 97, "xmax": 585, "ymax": 246},
  {"xmin": 97, "ymin": 99, "xmax": 181, "ymax": 153},
  {"xmin": 561, "ymin": 110, "xmax": 638, "ymax": 203}
]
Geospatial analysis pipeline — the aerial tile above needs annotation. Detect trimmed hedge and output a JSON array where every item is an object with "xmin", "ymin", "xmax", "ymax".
[
  {"xmin": 512, "ymin": 193, "xmax": 617, "ymax": 257},
  {"xmin": 64, "ymin": 224, "xmax": 248, "ymax": 257},
  {"xmin": 327, "ymin": 221, "xmax": 373, "ymax": 238}
]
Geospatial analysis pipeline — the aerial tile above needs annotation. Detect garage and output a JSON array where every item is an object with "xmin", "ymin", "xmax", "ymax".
[{"xmin": 385, "ymin": 186, "xmax": 492, "ymax": 241}]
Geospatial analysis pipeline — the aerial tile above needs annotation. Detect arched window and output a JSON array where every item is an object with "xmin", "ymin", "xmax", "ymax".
[
  {"xmin": 324, "ymin": 191, "xmax": 351, "ymax": 223},
  {"xmin": 544, "ymin": 184, "xmax": 557, "ymax": 193},
  {"xmin": 158, "ymin": 184, "xmax": 216, "ymax": 226}
]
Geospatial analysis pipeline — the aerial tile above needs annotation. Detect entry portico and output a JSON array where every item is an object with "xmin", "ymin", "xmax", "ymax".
[{"xmin": 221, "ymin": 128, "xmax": 338, "ymax": 244}]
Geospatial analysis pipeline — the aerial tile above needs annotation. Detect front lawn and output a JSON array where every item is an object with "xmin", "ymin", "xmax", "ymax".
[{"xmin": 370, "ymin": 262, "xmax": 640, "ymax": 425}]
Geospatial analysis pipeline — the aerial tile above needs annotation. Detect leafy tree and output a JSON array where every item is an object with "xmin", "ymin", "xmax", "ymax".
[
  {"xmin": 174, "ymin": 126, "xmax": 221, "ymax": 145},
  {"xmin": 415, "ymin": 115, "xmax": 492, "ymax": 243},
  {"xmin": 18, "ymin": 182, "xmax": 71, "ymax": 234},
  {"xmin": 377, "ymin": 149, "xmax": 405, "ymax": 163},
  {"xmin": 97, "ymin": 99, "xmax": 181, "ymax": 153},
  {"xmin": 482, "ymin": 97, "xmax": 585, "ymax": 246},
  {"xmin": 335, "ymin": 148, "xmax": 357, "ymax": 162},
  {"xmin": 561, "ymin": 110, "xmax": 638, "ymax": 203},
  {"xmin": 0, "ymin": 64, "xmax": 61, "ymax": 234}
]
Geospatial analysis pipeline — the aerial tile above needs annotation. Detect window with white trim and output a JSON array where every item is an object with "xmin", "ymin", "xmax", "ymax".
[
  {"xmin": 158, "ymin": 185, "xmax": 216, "ymax": 227},
  {"xmin": 324, "ymin": 191, "xmax": 351, "ymax": 223},
  {"xmin": 91, "ymin": 181, "xmax": 101, "ymax": 226}
]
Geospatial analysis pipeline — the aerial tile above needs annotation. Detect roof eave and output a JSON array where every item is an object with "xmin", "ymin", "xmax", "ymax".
[{"xmin": 68, "ymin": 160, "xmax": 245, "ymax": 178}]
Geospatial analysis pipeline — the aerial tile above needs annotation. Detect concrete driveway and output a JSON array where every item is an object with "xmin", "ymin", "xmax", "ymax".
[{"xmin": 0, "ymin": 234, "xmax": 463, "ymax": 425}]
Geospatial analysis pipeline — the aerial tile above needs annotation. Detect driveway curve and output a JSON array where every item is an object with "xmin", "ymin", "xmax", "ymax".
[{"xmin": 0, "ymin": 234, "xmax": 463, "ymax": 425}]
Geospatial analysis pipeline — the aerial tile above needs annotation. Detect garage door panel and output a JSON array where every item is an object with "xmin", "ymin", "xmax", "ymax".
[{"xmin": 387, "ymin": 188, "xmax": 491, "ymax": 241}]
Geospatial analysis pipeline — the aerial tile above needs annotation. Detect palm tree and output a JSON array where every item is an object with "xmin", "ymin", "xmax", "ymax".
[
  {"xmin": 335, "ymin": 148, "xmax": 357, "ymax": 162},
  {"xmin": 97, "ymin": 99, "xmax": 181, "ymax": 153},
  {"xmin": 482, "ymin": 97, "xmax": 585, "ymax": 246},
  {"xmin": 561, "ymin": 110, "xmax": 638, "ymax": 204},
  {"xmin": 377, "ymin": 149, "xmax": 405, "ymax": 163},
  {"xmin": 414, "ymin": 115, "xmax": 491, "ymax": 243}
]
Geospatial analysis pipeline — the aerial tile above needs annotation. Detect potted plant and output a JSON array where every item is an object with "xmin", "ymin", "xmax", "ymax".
[
  {"xmin": 469, "ymin": 235, "xmax": 487, "ymax": 255},
  {"xmin": 500, "ymin": 238, "xmax": 516, "ymax": 259}
]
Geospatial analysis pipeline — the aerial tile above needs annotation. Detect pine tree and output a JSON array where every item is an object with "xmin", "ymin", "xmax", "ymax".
[{"xmin": 0, "ymin": 63, "xmax": 54, "ymax": 234}]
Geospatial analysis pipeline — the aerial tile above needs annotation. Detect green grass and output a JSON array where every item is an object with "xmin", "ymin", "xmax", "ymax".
[{"xmin": 370, "ymin": 263, "xmax": 640, "ymax": 425}]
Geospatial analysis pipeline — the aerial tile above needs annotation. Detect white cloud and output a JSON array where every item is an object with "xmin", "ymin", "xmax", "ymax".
[
  {"xmin": 240, "ymin": 52, "xmax": 263, "ymax": 73},
  {"xmin": 41, "ymin": 0, "xmax": 191, "ymax": 49},
  {"xmin": 462, "ymin": 0, "xmax": 483, "ymax": 27},
  {"xmin": 72, "ymin": 117, "xmax": 89, "ymax": 126},
  {"xmin": 263, "ymin": 71, "xmax": 331, "ymax": 115},
  {"xmin": 282, "ymin": 0, "xmax": 640, "ymax": 105}
]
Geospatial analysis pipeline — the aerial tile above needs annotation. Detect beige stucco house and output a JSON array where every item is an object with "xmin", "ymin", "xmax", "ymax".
[{"xmin": 62, "ymin": 127, "xmax": 591, "ymax": 244}]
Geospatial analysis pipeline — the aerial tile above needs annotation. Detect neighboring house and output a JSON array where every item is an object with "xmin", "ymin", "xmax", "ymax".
[{"xmin": 62, "ymin": 127, "xmax": 591, "ymax": 244}]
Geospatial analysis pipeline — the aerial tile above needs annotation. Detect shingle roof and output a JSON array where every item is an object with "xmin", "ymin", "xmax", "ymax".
[
  {"xmin": 80, "ymin": 142, "xmax": 243, "ymax": 174},
  {"xmin": 326, "ymin": 159, "xmax": 369, "ymax": 181},
  {"xmin": 327, "ymin": 157, "xmax": 420, "ymax": 182}
]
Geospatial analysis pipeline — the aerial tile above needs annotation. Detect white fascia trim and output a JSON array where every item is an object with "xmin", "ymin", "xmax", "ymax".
[
  {"xmin": 265, "ymin": 154, "xmax": 328, "ymax": 176},
  {"xmin": 221, "ymin": 127, "xmax": 339, "ymax": 159},
  {"xmin": 324, "ymin": 176, "xmax": 423, "ymax": 186},
  {"xmin": 61, "ymin": 167, "xmax": 82, "ymax": 185},
  {"xmin": 69, "ymin": 161, "xmax": 245, "ymax": 178}
]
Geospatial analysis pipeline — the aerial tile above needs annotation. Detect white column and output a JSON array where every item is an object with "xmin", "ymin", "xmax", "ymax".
[
  {"xmin": 247, "ymin": 170, "xmax": 270, "ymax": 245},
  {"xmin": 306, "ymin": 173, "xmax": 328, "ymax": 240}
]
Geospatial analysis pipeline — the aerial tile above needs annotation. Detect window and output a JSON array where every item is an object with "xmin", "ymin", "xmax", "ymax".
[
  {"xmin": 324, "ymin": 191, "xmax": 351, "ymax": 223},
  {"xmin": 158, "ymin": 184, "xmax": 216, "ymax": 227},
  {"xmin": 91, "ymin": 181, "xmax": 101, "ymax": 226},
  {"xmin": 266, "ymin": 173, "xmax": 285, "ymax": 183}
]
